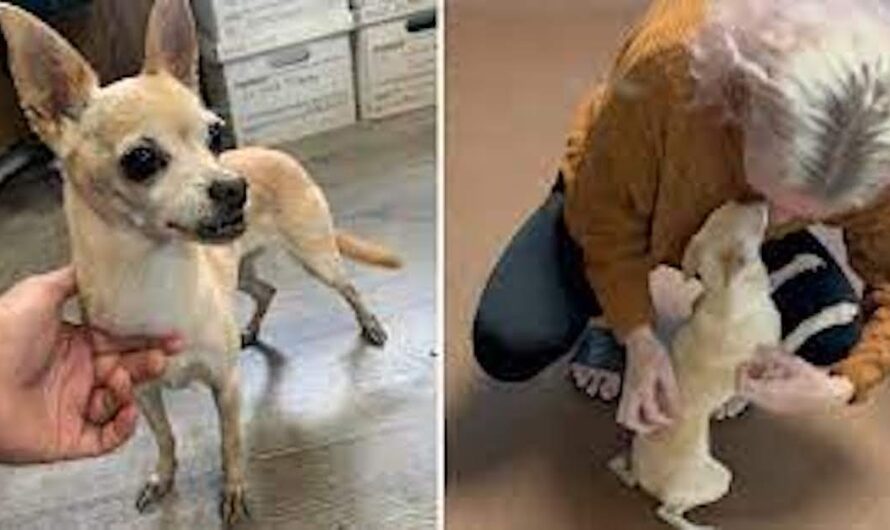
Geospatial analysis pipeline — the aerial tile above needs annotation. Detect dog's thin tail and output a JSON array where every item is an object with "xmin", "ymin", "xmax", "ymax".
[{"xmin": 336, "ymin": 231, "xmax": 403, "ymax": 269}]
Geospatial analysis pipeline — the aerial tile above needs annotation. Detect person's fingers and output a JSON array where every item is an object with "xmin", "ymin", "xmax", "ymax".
[
  {"xmin": 88, "ymin": 362, "xmax": 134, "ymax": 424},
  {"xmin": 764, "ymin": 358, "xmax": 798, "ymax": 380},
  {"xmin": 36, "ymin": 266, "xmax": 78, "ymax": 306},
  {"xmin": 88, "ymin": 329, "xmax": 183, "ymax": 357},
  {"xmin": 100, "ymin": 404, "xmax": 139, "ymax": 453},
  {"xmin": 104, "ymin": 366, "xmax": 134, "ymax": 406},
  {"xmin": 87, "ymin": 388, "xmax": 117, "ymax": 425},
  {"xmin": 618, "ymin": 394, "xmax": 653, "ymax": 434},
  {"xmin": 764, "ymin": 363, "xmax": 792, "ymax": 380},
  {"xmin": 163, "ymin": 335, "xmax": 186, "ymax": 353},
  {"xmin": 640, "ymin": 389, "xmax": 672, "ymax": 429},
  {"xmin": 617, "ymin": 389, "xmax": 635, "ymax": 424},
  {"xmin": 738, "ymin": 368, "xmax": 764, "ymax": 396},
  {"xmin": 94, "ymin": 354, "xmax": 118, "ymax": 380},
  {"xmin": 118, "ymin": 349, "xmax": 168, "ymax": 385},
  {"xmin": 616, "ymin": 400, "xmax": 635, "ymax": 429},
  {"xmin": 737, "ymin": 362, "xmax": 754, "ymax": 390},
  {"xmin": 739, "ymin": 356, "xmax": 792, "ymax": 383},
  {"xmin": 73, "ymin": 404, "xmax": 139, "ymax": 458},
  {"xmin": 738, "ymin": 377, "xmax": 788, "ymax": 412},
  {"xmin": 627, "ymin": 405, "xmax": 656, "ymax": 435},
  {"xmin": 737, "ymin": 359, "xmax": 765, "ymax": 382},
  {"xmin": 658, "ymin": 372, "xmax": 682, "ymax": 419}
]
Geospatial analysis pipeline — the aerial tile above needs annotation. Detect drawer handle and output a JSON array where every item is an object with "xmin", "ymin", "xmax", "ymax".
[
  {"xmin": 405, "ymin": 9, "xmax": 436, "ymax": 33},
  {"xmin": 268, "ymin": 47, "xmax": 312, "ymax": 68}
]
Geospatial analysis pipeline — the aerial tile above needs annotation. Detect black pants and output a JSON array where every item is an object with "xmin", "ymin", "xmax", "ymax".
[{"xmin": 473, "ymin": 181, "xmax": 862, "ymax": 383}]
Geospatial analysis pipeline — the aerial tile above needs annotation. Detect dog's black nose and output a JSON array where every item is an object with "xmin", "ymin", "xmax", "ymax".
[{"xmin": 208, "ymin": 178, "xmax": 247, "ymax": 208}]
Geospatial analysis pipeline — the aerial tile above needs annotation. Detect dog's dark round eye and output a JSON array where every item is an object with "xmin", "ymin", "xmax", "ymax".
[
  {"xmin": 120, "ymin": 140, "xmax": 168, "ymax": 183},
  {"xmin": 207, "ymin": 122, "xmax": 224, "ymax": 155}
]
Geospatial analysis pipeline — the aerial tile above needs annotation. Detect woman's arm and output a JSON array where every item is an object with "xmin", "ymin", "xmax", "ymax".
[
  {"xmin": 563, "ymin": 63, "xmax": 664, "ymax": 340},
  {"xmin": 564, "ymin": 58, "xmax": 681, "ymax": 432},
  {"xmin": 833, "ymin": 217, "xmax": 890, "ymax": 401}
]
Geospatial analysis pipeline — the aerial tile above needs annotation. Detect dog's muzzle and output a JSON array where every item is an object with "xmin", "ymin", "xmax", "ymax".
[
  {"xmin": 194, "ymin": 208, "xmax": 247, "ymax": 243},
  {"xmin": 193, "ymin": 177, "xmax": 249, "ymax": 243}
]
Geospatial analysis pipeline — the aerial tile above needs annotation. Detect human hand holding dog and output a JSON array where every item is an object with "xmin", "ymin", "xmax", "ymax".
[
  {"xmin": 0, "ymin": 266, "xmax": 182, "ymax": 464},
  {"xmin": 618, "ymin": 325, "xmax": 681, "ymax": 434},
  {"xmin": 737, "ymin": 347, "xmax": 854, "ymax": 414}
]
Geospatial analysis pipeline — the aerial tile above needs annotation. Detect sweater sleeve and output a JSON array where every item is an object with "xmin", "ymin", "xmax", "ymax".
[
  {"xmin": 833, "ymin": 216, "xmax": 890, "ymax": 401},
  {"xmin": 564, "ymin": 64, "xmax": 664, "ymax": 340}
]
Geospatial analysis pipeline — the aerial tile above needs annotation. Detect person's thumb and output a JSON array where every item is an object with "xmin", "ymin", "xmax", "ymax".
[{"xmin": 35, "ymin": 266, "xmax": 78, "ymax": 306}]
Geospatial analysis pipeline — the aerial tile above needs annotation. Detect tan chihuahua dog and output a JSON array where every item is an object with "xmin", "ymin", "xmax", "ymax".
[
  {"xmin": 610, "ymin": 202, "xmax": 780, "ymax": 530},
  {"xmin": 0, "ymin": 0, "xmax": 400, "ymax": 524}
]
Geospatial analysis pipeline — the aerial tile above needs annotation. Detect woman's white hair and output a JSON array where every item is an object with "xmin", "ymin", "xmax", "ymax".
[{"xmin": 691, "ymin": 0, "xmax": 890, "ymax": 210}]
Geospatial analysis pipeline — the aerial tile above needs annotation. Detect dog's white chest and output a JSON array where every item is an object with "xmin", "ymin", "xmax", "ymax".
[{"xmin": 80, "ymin": 244, "xmax": 239, "ymax": 386}]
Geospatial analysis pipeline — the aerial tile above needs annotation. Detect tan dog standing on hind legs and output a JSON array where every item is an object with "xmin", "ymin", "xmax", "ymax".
[
  {"xmin": 608, "ymin": 202, "xmax": 860, "ymax": 529},
  {"xmin": 608, "ymin": 202, "xmax": 780, "ymax": 530},
  {"xmin": 0, "ymin": 0, "xmax": 401, "ymax": 524}
]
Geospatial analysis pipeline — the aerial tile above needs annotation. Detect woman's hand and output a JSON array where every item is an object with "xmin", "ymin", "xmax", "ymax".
[
  {"xmin": 0, "ymin": 266, "xmax": 182, "ymax": 464},
  {"xmin": 617, "ymin": 325, "xmax": 681, "ymax": 434},
  {"xmin": 737, "ymin": 347, "xmax": 854, "ymax": 414}
]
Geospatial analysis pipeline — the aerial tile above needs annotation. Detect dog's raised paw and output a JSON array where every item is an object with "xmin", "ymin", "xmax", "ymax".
[
  {"xmin": 713, "ymin": 396, "xmax": 750, "ymax": 421},
  {"xmin": 361, "ymin": 315, "xmax": 388, "ymax": 347},
  {"xmin": 220, "ymin": 483, "xmax": 250, "ymax": 526},
  {"xmin": 135, "ymin": 474, "xmax": 173, "ymax": 513}
]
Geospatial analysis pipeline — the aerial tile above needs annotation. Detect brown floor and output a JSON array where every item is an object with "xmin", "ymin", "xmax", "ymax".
[
  {"xmin": 445, "ymin": 2, "xmax": 890, "ymax": 529},
  {"xmin": 0, "ymin": 109, "xmax": 436, "ymax": 529}
]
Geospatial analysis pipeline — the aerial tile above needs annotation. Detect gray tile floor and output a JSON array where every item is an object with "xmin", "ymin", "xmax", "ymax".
[{"xmin": 0, "ymin": 109, "xmax": 437, "ymax": 530}]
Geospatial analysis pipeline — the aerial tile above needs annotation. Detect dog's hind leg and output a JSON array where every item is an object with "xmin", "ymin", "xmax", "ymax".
[
  {"xmin": 211, "ymin": 373, "xmax": 249, "ymax": 525},
  {"xmin": 235, "ymin": 149, "xmax": 391, "ymax": 346},
  {"xmin": 135, "ymin": 385, "xmax": 177, "ymax": 513},
  {"xmin": 238, "ymin": 249, "xmax": 276, "ymax": 347},
  {"xmin": 277, "ymin": 208, "xmax": 388, "ymax": 346},
  {"xmin": 656, "ymin": 504, "xmax": 715, "ymax": 530},
  {"xmin": 607, "ymin": 452, "xmax": 638, "ymax": 488},
  {"xmin": 301, "ymin": 253, "xmax": 388, "ymax": 347}
]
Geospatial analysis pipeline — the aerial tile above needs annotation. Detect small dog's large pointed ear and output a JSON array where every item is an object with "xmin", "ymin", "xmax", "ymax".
[
  {"xmin": 143, "ymin": 0, "xmax": 198, "ymax": 90},
  {"xmin": 0, "ymin": 4, "xmax": 97, "ymax": 145}
]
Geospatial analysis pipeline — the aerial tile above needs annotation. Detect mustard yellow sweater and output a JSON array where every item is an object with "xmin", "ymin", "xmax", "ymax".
[{"xmin": 562, "ymin": 0, "xmax": 890, "ymax": 401}]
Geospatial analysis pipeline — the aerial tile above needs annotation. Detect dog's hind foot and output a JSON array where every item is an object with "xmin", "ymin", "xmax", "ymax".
[
  {"xmin": 360, "ymin": 313, "xmax": 388, "ymax": 347},
  {"xmin": 656, "ymin": 504, "xmax": 716, "ymax": 530},
  {"xmin": 240, "ymin": 329, "xmax": 260, "ymax": 349},
  {"xmin": 220, "ymin": 483, "xmax": 250, "ymax": 526},
  {"xmin": 135, "ymin": 473, "xmax": 173, "ymax": 513},
  {"xmin": 607, "ymin": 452, "xmax": 637, "ymax": 488}
]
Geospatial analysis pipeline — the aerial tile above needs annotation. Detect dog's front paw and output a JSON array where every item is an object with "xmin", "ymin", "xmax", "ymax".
[
  {"xmin": 135, "ymin": 474, "xmax": 174, "ymax": 513},
  {"xmin": 220, "ymin": 483, "xmax": 250, "ymax": 526},
  {"xmin": 361, "ymin": 315, "xmax": 388, "ymax": 347},
  {"xmin": 713, "ymin": 396, "xmax": 749, "ymax": 421}
]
